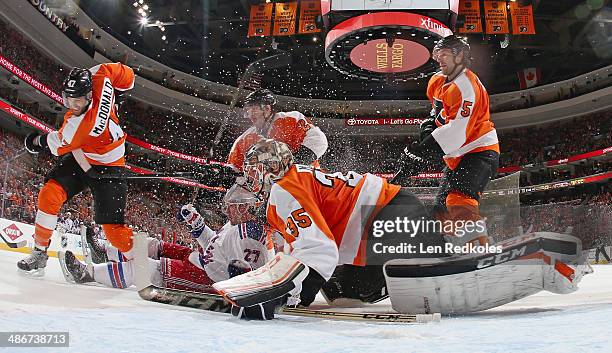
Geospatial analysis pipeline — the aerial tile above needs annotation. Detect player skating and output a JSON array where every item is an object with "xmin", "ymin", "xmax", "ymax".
[
  {"xmin": 59, "ymin": 183, "xmax": 269, "ymax": 292},
  {"xmin": 394, "ymin": 35, "xmax": 499, "ymax": 246},
  {"xmin": 18, "ymin": 63, "xmax": 136, "ymax": 275}
]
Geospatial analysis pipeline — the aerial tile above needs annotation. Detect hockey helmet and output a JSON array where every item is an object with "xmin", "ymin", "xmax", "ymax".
[
  {"xmin": 432, "ymin": 35, "xmax": 471, "ymax": 64},
  {"xmin": 222, "ymin": 181, "xmax": 263, "ymax": 225},
  {"xmin": 243, "ymin": 89, "xmax": 276, "ymax": 108},
  {"xmin": 62, "ymin": 68, "xmax": 93, "ymax": 108},
  {"xmin": 243, "ymin": 139, "xmax": 293, "ymax": 197}
]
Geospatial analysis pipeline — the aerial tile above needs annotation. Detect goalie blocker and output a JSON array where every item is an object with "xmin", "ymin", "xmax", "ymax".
[
  {"xmin": 213, "ymin": 252, "xmax": 325, "ymax": 319},
  {"xmin": 384, "ymin": 232, "xmax": 592, "ymax": 314}
]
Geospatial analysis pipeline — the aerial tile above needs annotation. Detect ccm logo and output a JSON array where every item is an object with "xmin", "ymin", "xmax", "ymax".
[{"xmin": 477, "ymin": 246, "xmax": 527, "ymax": 269}]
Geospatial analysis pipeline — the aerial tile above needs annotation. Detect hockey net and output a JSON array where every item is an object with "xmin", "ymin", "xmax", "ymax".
[
  {"xmin": 406, "ymin": 172, "xmax": 609, "ymax": 248},
  {"xmin": 406, "ymin": 172, "xmax": 521, "ymax": 243}
]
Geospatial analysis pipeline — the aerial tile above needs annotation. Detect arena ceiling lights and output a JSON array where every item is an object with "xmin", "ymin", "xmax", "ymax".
[{"xmin": 324, "ymin": 12, "xmax": 453, "ymax": 82}]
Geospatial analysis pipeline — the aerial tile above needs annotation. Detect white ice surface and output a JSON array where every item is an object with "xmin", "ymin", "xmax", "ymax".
[{"xmin": 1, "ymin": 249, "xmax": 611, "ymax": 353}]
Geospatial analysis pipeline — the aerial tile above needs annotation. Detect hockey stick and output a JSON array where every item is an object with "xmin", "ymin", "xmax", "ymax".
[
  {"xmin": 137, "ymin": 284, "xmax": 440, "ymax": 323},
  {"xmin": 85, "ymin": 168, "xmax": 240, "ymax": 181},
  {"xmin": 79, "ymin": 224, "xmax": 93, "ymax": 266},
  {"xmin": 208, "ymin": 50, "xmax": 292, "ymax": 158},
  {"xmin": 279, "ymin": 307, "xmax": 441, "ymax": 323},
  {"xmin": 132, "ymin": 233, "xmax": 437, "ymax": 323},
  {"xmin": 132, "ymin": 231, "xmax": 233, "ymax": 312},
  {"xmin": 138, "ymin": 285, "xmax": 232, "ymax": 313},
  {"xmin": 0, "ymin": 232, "xmax": 27, "ymax": 248}
]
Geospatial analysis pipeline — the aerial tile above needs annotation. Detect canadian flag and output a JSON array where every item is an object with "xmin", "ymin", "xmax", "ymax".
[{"xmin": 517, "ymin": 67, "xmax": 541, "ymax": 89}]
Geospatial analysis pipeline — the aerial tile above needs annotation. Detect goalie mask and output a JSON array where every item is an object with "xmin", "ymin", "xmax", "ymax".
[
  {"xmin": 243, "ymin": 139, "xmax": 293, "ymax": 198},
  {"xmin": 222, "ymin": 181, "xmax": 263, "ymax": 226}
]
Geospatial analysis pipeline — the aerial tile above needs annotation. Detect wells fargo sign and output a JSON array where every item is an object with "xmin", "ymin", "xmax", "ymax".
[{"xmin": 349, "ymin": 39, "xmax": 430, "ymax": 73}]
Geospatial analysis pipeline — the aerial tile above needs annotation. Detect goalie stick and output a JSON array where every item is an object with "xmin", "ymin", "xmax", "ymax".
[
  {"xmin": 138, "ymin": 284, "xmax": 440, "ymax": 323},
  {"xmin": 279, "ymin": 307, "xmax": 441, "ymax": 324},
  {"xmin": 138, "ymin": 285, "xmax": 232, "ymax": 313}
]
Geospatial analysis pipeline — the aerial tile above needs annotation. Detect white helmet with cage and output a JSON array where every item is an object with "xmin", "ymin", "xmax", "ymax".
[{"xmin": 222, "ymin": 179, "xmax": 264, "ymax": 225}]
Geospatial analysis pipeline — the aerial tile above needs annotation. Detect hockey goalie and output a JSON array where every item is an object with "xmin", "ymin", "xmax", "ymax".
[
  {"xmin": 59, "ymin": 182, "xmax": 269, "ymax": 292},
  {"xmin": 212, "ymin": 139, "xmax": 592, "ymax": 320}
]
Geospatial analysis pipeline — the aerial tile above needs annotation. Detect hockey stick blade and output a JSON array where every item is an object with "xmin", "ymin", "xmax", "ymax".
[
  {"xmin": 0, "ymin": 232, "xmax": 27, "ymax": 248},
  {"xmin": 138, "ymin": 285, "xmax": 232, "ymax": 313},
  {"xmin": 244, "ymin": 51, "xmax": 292, "ymax": 77},
  {"xmin": 279, "ymin": 307, "xmax": 441, "ymax": 323}
]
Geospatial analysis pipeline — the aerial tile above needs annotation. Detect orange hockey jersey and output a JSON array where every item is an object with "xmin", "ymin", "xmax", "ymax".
[
  {"xmin": 427, "ymin": 69, "xmax": 499, "ymax": 170},
  {"xmin": 46, "ymin": 62, "xmax": 135, "ymax": 167},
  {"xmin": 265, "ymin": 164, "xmax": 400, "ymax": 280},
  {"xmin": 227, "ymin": 111, "xmax": 328, "ymax": 171}
]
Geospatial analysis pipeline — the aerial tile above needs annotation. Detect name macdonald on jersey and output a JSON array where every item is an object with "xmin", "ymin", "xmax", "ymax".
[{"xmin": 90, "ymin": 78, "xmax": 114, "ymax": 137}]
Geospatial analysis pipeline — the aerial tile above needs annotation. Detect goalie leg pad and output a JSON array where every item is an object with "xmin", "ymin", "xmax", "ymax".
[
  {"xmin": 213, "ymin": 253, "xmax": 310, "ymax": 308},
  {"xmin": 384, "ymin": 232, "xmax": 590, "ymax": 314}
]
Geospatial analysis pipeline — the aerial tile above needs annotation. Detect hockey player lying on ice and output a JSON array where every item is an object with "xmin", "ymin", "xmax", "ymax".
[
  {"xmin": 60, "ymin": 182, "xmax": 269, "ymax": 292},
  {"xmin": 212, "ymin": 139, "xmax": 592, "ymax": 320}
]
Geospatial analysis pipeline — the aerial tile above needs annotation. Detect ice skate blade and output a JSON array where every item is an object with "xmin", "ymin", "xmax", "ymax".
[
  {"xmin": 17, "ymin": 268, "xmax": 45, "ymax": 278},
  {"xmin": 58, "ymin": 251, "xmax": 76, "ymax": 283}
]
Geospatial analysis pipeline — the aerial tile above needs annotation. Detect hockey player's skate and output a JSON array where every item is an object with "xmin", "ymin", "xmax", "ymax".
[
  {"xmin": 59, "ymin": 251, "xmax": 94, "ymax": 284},
  {"xmin": 85, "ymin": 226, "xmax": 108, "ymax": 264},
  {"xmin": 17, "ymin": 247, "xmax": 49, "ymax": 277}
]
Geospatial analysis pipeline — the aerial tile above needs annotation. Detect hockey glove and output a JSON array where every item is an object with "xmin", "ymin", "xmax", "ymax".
[
  {"xmin": 176, "ymin": 204, "xmax": 206, "ymax": 237},
  {"xmin": 397, "ymin": 147, "xmax": 428, "ymax": 177},
  {"xmin": 24, "ymin": 133, "xmax": 49, "ymax": 154},
  {"xmin": 415, "ymin": 134, "xmax": 444, "ymax": 161},
  {"xmin": 419, "ymin": 118, "xmax": 437, "ymax": 142},
  {"xmin": 392, "ymin": 144, "xmax": 432, "ymax": 185}
]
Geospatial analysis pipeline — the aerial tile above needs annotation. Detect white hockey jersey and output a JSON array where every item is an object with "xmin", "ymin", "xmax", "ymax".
[{"xmin": 191, "ymin": 220, "xmax": 269, "ymax": 283}]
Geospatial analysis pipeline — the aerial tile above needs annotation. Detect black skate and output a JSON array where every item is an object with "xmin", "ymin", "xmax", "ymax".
[
  {"xmin": 58, "ymin": 251, "xmax": 94, "ymax": 284},
  {"xmin": 85, "ymin": 226, "xmax": 108, "ymax": 264},
  {"xmin": 17, "ymin": 247, "xmax": 49, "ymax": 277}
]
